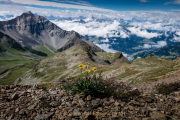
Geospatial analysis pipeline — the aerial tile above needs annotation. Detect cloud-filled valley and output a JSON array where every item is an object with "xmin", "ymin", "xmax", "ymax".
[{"xmin": 0, "ymin": 6, "xmax": 180, "ymax": 60}]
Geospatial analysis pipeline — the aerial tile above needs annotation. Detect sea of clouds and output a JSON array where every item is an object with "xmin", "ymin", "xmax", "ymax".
[{"xmin": 0, "ymin": 4, "xmax": 180, "ymax": 60}]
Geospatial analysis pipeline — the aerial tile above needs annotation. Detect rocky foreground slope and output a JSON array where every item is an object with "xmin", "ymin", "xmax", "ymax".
[{"xmin": 1, "ymin": 83, "xmax": 180, "ymax": 120}]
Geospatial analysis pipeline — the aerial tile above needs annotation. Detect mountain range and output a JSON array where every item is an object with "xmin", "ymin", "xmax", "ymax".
[
  {"xmin": 0, "ymin": 12, "xmax": 131, "ymax": 85},
  {"xmin": 0, "ymin": 11, "xmax": 180, "ymax": 86},
  {"xmin": 0, "ymin": 11, "xmax": 103, "ymax": 54}
]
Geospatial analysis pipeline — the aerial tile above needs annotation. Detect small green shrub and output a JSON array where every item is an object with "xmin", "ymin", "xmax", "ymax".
[
  {"xmin": 62, "ymin": 73, "xmax": 133, "ymax": 99},
  {"xmin": 156, "ymin": 82, "xmax": 180, "ymax": 94}
]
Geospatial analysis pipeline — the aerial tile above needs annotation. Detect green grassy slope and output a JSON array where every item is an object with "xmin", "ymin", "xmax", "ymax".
[
  {"xmin": 35, "ymin": 45, "xmax": 54, "ymax": 57},
  {"xmin": 0, "ymin": 59, "xmax": 39, "ymax": 85},
  {"xmin": 0, "ymin": 32, "xmax": 54, "ymax": 85}
]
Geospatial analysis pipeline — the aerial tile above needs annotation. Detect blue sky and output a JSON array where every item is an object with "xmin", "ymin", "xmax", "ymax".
[{"xmin": 1, "ymin": 0, "xmax": 180, "ymax": 12}]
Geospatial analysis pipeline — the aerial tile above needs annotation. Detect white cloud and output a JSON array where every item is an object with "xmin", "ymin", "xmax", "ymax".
[
  {"xmin": 143, "ymin": 44, "xmax": 152, "ymax": 49},
  {"xmin": 165, "ymin": 0, "xmax": 180, "ymax": 4},
  {"xmin": 52, "ymin": 19, "xmax": 129, "ymax": 38},
  {"xmin": 95, "ymin": 44, "xmax": 118, "ymax": 53},
  {"xmin": 139, "ymin": 0, "xmax": 149, "ymax": 2},
  {"xmin": 171, "ymin": 35, "xmax": 180, "ymax": 42},
  {"xmin": 9, "ymin": 0, "xmax": 117, "ymax": 12},
  {"xmin": 176, "ymin": 31, "xmax": 180, "ymax": 36},
  {"xmin": 101, "ymin": 38, "xmax": 109, "ymax": 43},
  {"xmin": 127, "ymin": 27, "xmax": 162, "ymax": 39},
  {"xmin": 143, "ymin": 41, "xmax": 167, "ymax": 49}
]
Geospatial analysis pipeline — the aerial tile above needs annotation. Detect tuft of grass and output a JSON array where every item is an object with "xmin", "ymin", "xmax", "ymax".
[
  {"xmin": 155, "ymin": 82, "xmax": 180, "ymax": 95},
  {"xmin": 62, "ymin": 73, "xmax": 134, "ymax": 99},
  {"xmin": 38, "ymin": 82, "xmax": 55, "ymax": 90}
]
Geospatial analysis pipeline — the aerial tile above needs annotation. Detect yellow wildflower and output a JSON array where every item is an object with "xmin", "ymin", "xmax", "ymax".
[
  {"xmin": 84, "ymin": 65, "xmax": 88, "ymax": 69},
  {"xmin": 92, "ymin": 67, "xmax": 97, "ymax": 72},
  {"xmin": 79, "ymin": 67, "xmax": 84, "ymax": 70},
  {"xmin": 78, "ymin": 64, "xmax": 83, "ymax": 67},
  {"xmin": 85, "ymin": 70, "xmax": 91, "ymax": 73}
]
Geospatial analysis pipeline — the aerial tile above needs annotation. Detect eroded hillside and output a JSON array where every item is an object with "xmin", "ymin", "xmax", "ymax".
[{"xmin": 18, "ymin": 43, "xmax": 180, "ymax": 88}]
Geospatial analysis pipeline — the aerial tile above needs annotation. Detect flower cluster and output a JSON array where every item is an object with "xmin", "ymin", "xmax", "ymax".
[{"xmin": 78, "ymin": 64, "xmax": 97, "ymax": 75}]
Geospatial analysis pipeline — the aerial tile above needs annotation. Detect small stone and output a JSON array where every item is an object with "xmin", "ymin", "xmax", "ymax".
[
  {"xmin": 34, "ymin": 112, "xmax": 54, "ymax": 120},
  {"xmin": 114, "ymin": 102, "xmax": 120, "ymax": 106},
  {"xmin": 141, "ymin": 96, "xmax": 153, "ymax": 103},
  {"xmin": 7, "ymin": 114, "xmax": 14, "ymax": 120},
  {"xmin": 52, "ymin": 101, "xmax": 61, "ymax": 107},
  {"xmin": 166, "ymin": 112, "xmax": 171, "ymax": 115},
  {"xmin": 32, "ymin": 95, "xmax": 38, "ymax": 99},
  {"xmin": 73, "ymin": 109, "xmax": 81, "ymax": 117},
  {"xmin": 178, "ymin": 111, "xmax": 180, "ymax": 117},
  {"xmin": 66, "ymin": 116, "xmax": 72, "ymax": 120},
  {"xmin": 150, "ymin": 111, "xmax": 167, "ymax": 120},
  {"xmin": 87, "ymin": 95, "xmax": 91, "ymax": 101},
  {"xmin": 49, "ymin": 91, "xmax": 57, "ymax": 94},
  {"xmin": 91, "ymin": 101, "xmax": 102, "ymax": 109},
  {"xmin": 128, "ymin": 105, "xmax": 134, "ymax": 111},
  {"xmin": 27, "ymin": 89, "xmax": 32, "ymax": 93},
  {"xmin": 79, "ymin": 99, "xmax": 85, "ymax": 106},
  {"xmin": 142, "ymin": 118, "xmax": 151, "ymax": 120},
  {"xmin": 19, "ymin": 109, "xmax": 25, "ymax": 115},
  {"xmin": 28, "ymin": 105, "xmax": 35, "ymax": 110},
  {"xmin": 33, "ymin": 84, "xmax": 39, "ymax": 90},
  {"xmin": 11, "ymin": 93, "xmax": 19, "ymax": 100},
  {"xmin": 15, "ymin": 107, "xmax": 19, "ymax": 113},
  {"xmin": 174, "ymin": 97, "xmax": 180, "ymax": 102},
  {"xmin": 110, "ymin": 98, "xmax": 115, "ymax": 103},
  {"xmin": 66, "ymin": 102, "xmax": 72, "ymax": 107}
]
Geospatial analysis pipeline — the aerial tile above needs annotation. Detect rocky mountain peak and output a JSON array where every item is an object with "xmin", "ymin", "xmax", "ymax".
[{"xmin": 0, "ymin": 12, "xmax": 102, "ymax": 52}]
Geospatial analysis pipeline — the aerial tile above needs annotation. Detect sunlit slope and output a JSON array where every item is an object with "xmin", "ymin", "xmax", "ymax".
[{"xmin": 19, "ymin": 43, "xmax": 131, "ymax": 84}]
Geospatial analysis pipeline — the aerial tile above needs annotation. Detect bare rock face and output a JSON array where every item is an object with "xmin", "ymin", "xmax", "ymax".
[{"xmin": 0, "ymin": 11, "xmax": 103, "ymax": 52}]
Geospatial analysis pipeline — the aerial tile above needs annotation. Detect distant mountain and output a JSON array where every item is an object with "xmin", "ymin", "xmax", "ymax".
[
  {"xmin": 133, "ymin": 42, "xmax": 180, "ymax": 60},
  {"xmin": 0, "ymin": 11, "xmax": 103, "ymax": 53}
]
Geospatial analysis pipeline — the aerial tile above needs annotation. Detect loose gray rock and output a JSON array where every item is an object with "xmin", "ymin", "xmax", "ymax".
[
  {"xmin": 79, "ymin": 99, "xmax": 85, "ymax": 106},
  {"xmin": 11, "ymin": 93, "xmax": 19, "ymax": 100},
  {"xmin": 19, "ymin": 109, "xmax": 25, "ymax": 115},
  {"xmin": 150, "ymin": 111, "xmax": 167, "ymax": 120},
  {"xmin": 49, "ymin": 91, "xmax": 57, "ymax": 94},
  {"xmin": 33, "ymin": 84, "xmax": 39, "ymax": 89},
  {"xmin": 73, "ymin": 109, "xmax": 81, "ymax": 117},
  {"xmin": 34, "ymin": 112, "xmax": 54, "ymax": 120}
]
